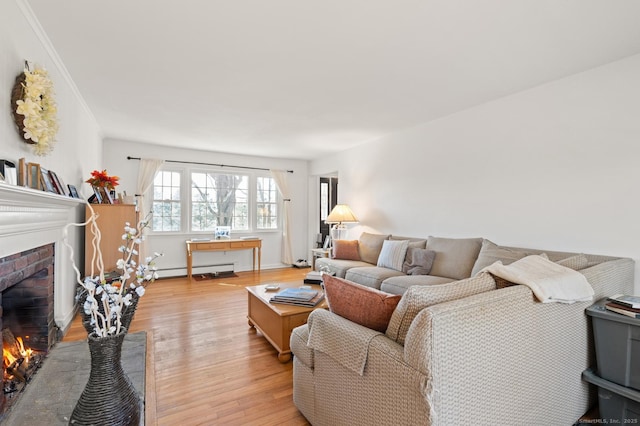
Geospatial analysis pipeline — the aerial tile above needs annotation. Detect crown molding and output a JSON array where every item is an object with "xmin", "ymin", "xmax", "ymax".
[{"xmin": 16, "ymin": 0, "xmax": 104, "ymax": 139}]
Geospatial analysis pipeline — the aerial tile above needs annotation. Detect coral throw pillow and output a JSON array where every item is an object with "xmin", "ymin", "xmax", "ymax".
[
  {"xmin": 332, "ymin": 240, "xmax": 360, "ymax": 260},
  {"xmin": 323, "ymin": 275, "xmax": 401, "ymax": 332}
]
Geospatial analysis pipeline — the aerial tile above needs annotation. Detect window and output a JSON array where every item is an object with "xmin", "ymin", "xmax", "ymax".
[
  {"xmin": 257, "ymin": 176, "xmax": 277, "ymax": 229},
  {"xmin": 151, "ymin": 168, "xmax": 279, "ymax": 233},
  {"xmin": 152, "ymin": 171, "xmax": 181, "ymax": 231},
  {"xmin": 191, "ymin": 172, "xmax": 249, "ymax": 231}
]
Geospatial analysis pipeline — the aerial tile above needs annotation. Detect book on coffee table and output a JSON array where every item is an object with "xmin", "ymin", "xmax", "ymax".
[
  {"xmin": 270, "ymin": 292, "xmax": 325, "ymax": 307},
  {"xmin": 270, "ymin": 287, "xmax": 318, "ymax": 301}
]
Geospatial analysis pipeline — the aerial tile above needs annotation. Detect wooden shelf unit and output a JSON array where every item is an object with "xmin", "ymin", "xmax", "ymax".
[{"xmin": 84, "ymin": 204, "xmax": 138, "ymax": 275}]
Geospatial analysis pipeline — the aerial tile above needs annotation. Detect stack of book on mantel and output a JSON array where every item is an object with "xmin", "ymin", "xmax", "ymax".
[
  {"xmin": 605, "ymin": 294, "xmax": 640, "ymax": 319},
  {"xmin": 270, "ymin": 287, "xmax": 325, "ymax": 307}
]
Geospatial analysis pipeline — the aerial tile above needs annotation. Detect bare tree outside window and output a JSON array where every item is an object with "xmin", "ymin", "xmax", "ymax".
[
  {"xmin": 151, "ymin": 168, "xmax": 279, "ymax": 233},
  {"xmin": 191, "ymin": 172, "xmax": 248, "ymax": 231}
]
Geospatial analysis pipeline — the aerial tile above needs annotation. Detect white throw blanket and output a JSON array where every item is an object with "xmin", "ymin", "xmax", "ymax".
[{"xmin": 482, "ymin": 255, "xmax": 594, "ymax": 304}]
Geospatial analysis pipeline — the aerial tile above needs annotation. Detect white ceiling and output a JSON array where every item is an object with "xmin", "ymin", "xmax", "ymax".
[{"xmin": 25, "ymin": 0, "xmax": 640, "ymax": 160}]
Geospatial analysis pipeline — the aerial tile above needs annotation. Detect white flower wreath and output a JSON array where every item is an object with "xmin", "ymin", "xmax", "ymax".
[{"xmin": 13, "ymin": 64, "xmax": 59, "ymax": 156}]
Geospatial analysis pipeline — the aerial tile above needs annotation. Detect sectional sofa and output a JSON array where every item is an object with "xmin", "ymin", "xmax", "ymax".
[{"xmin": 292, "ymin": 233, "xmax": 635, "ymax": 425}]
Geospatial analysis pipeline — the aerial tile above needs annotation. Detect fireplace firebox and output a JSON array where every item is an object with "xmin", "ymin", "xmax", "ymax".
[{"xmin": 0, "ymin": 244, "xmax": 58, "ymax": 415}]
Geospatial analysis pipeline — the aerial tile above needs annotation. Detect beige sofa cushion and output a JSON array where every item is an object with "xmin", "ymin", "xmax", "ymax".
[
  {"xmin": 390, "ymin": 236, "xmax": 427, "ymax": 249},
  {"xmin": 427, "ymin": 236, "xmax": 483, "ymax": 280},
  {"xmin": 386, "ymin": 272, "xmax": 496, "ymax": 345},
  {"xmin": 471, "ymin": 239, "xmax": 528, "ymax": 276},
  {"xmin": 345, "ymin": 266, "xmax": 406, "ymax": 289},
  {"xmin": 380, "ymin": 274, "xmax": 455, "ymax": 295},
  {"xmin": 315, "ymin": 257, "xmax": 371, "ymax": 278},
  {"xmin": 556, "ymin": 254, "xmax": 589, "ymax": 270},
  {"xmin": 358, "ymin": 232, "xmax": 391, "ymax": 264}
]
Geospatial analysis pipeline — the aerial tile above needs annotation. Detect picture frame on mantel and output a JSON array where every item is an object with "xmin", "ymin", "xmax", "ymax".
[
  {"xmin": 27, "ymin": 162, "xmax": 41, "ymax": 190},
  {"xmin": 68, "ymin": 184, "xmax": 80, "ymax": 199},
  {"xmin": 39, "ymin": 168, "xmax": 55, "ymax": 193}
]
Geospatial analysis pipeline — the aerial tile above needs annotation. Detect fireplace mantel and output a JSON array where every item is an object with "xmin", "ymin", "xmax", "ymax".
[{"xmin": 0, "ymin": 183, "xmax": 85, "ymax": 333}]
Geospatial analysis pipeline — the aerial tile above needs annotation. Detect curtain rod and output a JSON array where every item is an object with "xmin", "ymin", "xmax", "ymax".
[{"xmin": 126, "ymin": 156, "xmax": 293, "ymax": 173}]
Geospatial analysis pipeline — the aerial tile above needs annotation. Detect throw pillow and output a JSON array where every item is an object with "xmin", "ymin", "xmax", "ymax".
[
  {"xmin": 332, "ymin": 240, "xmax": 361, "ymax": 261},
  {"xmin": 385, "ymin": 272, "xmax": 496, "ymax": 345},
  {"xmin": 470, "ymin": 239, "xmax": 528, "ymax": 276},
  {"xmin": 556, "ymin": 254, "xmax": 589, "ymax": 271},
  {"xmin": 358, "ymin": 232, "xmax": 391, "ymax": 264},
  {"xmin": 323, "ymin": 275, "xmax": 401, "ymax": 333},
  {"xmin": 426, "ymin": 236, "xmax": 483, "ymax": 280},
  {"xmin": 377, "ymin": 240, "xmax": 409, "ymax": 272},
  {"xmin": 402, "ymin": 248, "xmax": 436, "ymax": 275}
]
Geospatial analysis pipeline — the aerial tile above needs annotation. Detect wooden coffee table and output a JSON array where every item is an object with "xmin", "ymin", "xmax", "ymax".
[{"xmin": 247, "ymin": 281, "xmax": 326, "ymax": 362}]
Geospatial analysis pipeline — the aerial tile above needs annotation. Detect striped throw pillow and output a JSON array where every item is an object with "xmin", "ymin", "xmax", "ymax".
[{"xmin": 376, "ymin": 239, "xmax": 409, "ymax": 272}]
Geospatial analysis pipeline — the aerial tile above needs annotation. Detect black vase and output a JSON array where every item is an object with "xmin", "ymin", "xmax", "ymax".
[{"xmin": 69, "ymin": 330, "xmax": 141, "ymax": 426}]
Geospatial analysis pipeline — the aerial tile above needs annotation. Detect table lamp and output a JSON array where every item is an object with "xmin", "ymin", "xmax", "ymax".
[{"xmin": 325, "ymin": 204, "xmax": 359, "ymax": 244}]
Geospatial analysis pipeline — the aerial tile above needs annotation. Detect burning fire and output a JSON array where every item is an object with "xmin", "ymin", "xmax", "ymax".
[
  {"xmin": 2, "ymin": 330, "xmax": 45, "ymax": 404},
  {"xmin": 3, "ymin": 337, "xmax": 33, "ymax": 369}
]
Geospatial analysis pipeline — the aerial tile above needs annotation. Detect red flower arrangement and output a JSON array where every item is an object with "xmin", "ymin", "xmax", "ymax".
[{"xmin": 85, "ymin": 169, "xmax": 120, "ymax": 190}]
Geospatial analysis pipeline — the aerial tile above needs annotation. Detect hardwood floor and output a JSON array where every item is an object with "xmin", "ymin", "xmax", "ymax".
[{"xmin": 63, "ymin": 267, "xmax": 312, "ymax": 426}]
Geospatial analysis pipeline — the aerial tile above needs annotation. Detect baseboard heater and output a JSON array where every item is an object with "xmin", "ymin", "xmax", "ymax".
[{"xmin": 157, "ymin": 263, "xmax": 235, "ymax": 277}]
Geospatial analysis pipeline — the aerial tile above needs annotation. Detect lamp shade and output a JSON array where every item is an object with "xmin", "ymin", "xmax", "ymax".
[{"xmin": 325, "ymin": 204, "xmax": 358, "ymax": 224}]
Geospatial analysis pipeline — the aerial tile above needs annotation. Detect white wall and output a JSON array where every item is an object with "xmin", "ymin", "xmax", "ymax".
[
  {"xmin": 102, "ymin": 138, "xmax": 309, "ymax": 275},
  {"xmin": 311, "ymin": 53, "xmax": 640, "ymax": 293},
  {"xmin": 1, "ymin": 0, "xmax": 102, "ymax": 194},
  {"xmin": 0, "ymin": 0, "xmax": 104, "ymax": 331}
]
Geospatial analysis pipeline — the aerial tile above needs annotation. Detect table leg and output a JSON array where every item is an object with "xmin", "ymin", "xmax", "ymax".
[
  {"xmin": 252, "ymin": 248, "xmax": 256, "ymax": 271},
  {"xmin": 277, "ymin": 352, "xmax": 292, "ymax": 363},
  {"xmin": 258, "ymin": 246, "xmax": 261, "ymax": 271},
  {"xmin": 187, "ymin": 246, "xmax": 192, "ymax": 280}
]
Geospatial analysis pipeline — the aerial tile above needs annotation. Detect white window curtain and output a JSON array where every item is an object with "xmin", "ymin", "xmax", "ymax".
[
  {"xmin": 136, "ymin": 158, "xmax": 165, "ymax": 260},
  {"xmin": 270, "ymin": 169, "xmax": 293, "ymax": 265}
]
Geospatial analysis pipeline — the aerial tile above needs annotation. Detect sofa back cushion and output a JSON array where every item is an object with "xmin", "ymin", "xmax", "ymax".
[
  {"xmin": 323, "ymin": 275, "xmax": 401, "ymax": 333},
  {"xmin": 556, "ymin": 254, "xmax": 589, "ymax": 271},
  {"xmin": 386, "ymin": 272, "xmax": 496, "ymax": 345},
  {"xmin": 332, "ymin": 239, "xmax": 361, "ymax": 261},
  {"xmin": 377, "ymin": 240, "xmax": 409, "ymax": 271},
  {"xmin": 390, "ymin": 236, "xmax": 427, "ymax": 249},
  {"xmin": 358, "ymin": 232, "xmax": 391, "ymax": 264},
  {"xmin": 471, "ymin": 239, "xmax": 528, "ymax": 276},
  {"xmin": 426, "ymin": 236, "xmax": 483, "ymax": 280}
]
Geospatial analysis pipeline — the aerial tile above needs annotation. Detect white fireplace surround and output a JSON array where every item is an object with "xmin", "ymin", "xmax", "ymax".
[{"xmin": 0, "ymin": 183, "xmax": 85, "ymax": 333}]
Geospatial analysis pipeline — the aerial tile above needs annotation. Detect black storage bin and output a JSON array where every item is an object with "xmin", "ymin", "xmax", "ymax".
[
  {"xmin": 583, "ymin": 369, "xmax": 640, "ymax": 421},
  {"xmin": 586, "ymin": 300, "xmax": 640, "ymax": 391}
]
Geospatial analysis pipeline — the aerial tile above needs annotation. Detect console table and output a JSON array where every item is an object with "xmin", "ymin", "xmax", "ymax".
[{"xmin": 186, "ymin": 239, "xmax": 262, "ymax": 279}]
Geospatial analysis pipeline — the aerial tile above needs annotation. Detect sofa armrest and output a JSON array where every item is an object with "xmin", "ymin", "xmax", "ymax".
[
  {"xmin": 404, "ymin": 285, "xmax": 533, "ymax": 375},
  {"xmin": 405, "ymin": 285, "xmax": 590, "ymax": 424},
  {"xmin": 399, "ymin": 257, "xmax": 635, "ymax": 425},
  {"xmin": 306, "ymin": 309, "xmax": 404, "ymax": 375}
]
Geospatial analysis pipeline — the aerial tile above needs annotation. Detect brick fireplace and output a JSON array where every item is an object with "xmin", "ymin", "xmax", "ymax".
[
  {"xmin": 0, "ymin": 184, "xmax": 84, "ymax": 343},
  {"xmin": 0, "ymin": 244, "xmax": 56, "ymax": 352},
  {"xmin": 0, "ymin": 184, "xmax": 84, "ymax": 414}
]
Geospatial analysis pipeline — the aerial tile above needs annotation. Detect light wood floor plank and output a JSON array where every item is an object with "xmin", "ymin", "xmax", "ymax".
[{"xmin": 64, "ymin": 267, "xmax": 311, "ymax": 425}]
